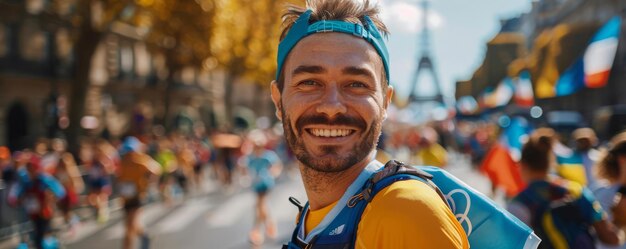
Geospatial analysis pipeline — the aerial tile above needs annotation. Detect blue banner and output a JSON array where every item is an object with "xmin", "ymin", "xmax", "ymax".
[{"xmin": 556, "ymin": 58, "xmax": 585, "ymax": 96}]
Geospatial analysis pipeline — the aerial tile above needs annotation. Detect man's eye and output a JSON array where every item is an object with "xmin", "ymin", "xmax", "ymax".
[
  {"xmin": 299, "ymin": 80, "xmax": 318, "ymax": 86},
  {"xmin": 348, "ymin": 82, "xmax": 367, "ymax": 88}
]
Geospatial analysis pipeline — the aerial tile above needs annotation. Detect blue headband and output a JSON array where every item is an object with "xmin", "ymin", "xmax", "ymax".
[{"xmin": 276, "ymin": 9, "xmax": 390, "ymax": 83}]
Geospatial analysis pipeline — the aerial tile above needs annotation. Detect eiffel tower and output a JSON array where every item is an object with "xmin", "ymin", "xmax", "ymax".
[{"xmin": 408, "ymin": 0, "xmax": 444, "ymax": 105}]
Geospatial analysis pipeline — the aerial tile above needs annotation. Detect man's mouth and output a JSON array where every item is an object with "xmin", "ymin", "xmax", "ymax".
[
  {"xmin": 295, "ymin": 114, "xmax": 366, "ymax": 140},
  {"xmin": 306, "ymin": 128, "xmax": 356, "ymax": 138}
]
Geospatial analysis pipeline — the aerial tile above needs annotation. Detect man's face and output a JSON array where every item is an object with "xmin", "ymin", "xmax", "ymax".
[{"xmin": 271, "ymin": 33, "xmax": 393, "ymax": 173}]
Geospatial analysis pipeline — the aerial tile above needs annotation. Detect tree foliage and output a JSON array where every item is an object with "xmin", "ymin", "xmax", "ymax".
[
  {"xmin": 139, "ymin": 0, "xmax": 216, "ymax": 71},
  {"xmin": 210, "ymin": 0, "xmax": 296, "ymax": 125},
  {"xmin": 5, "ymin": 0, "xmax": 299, "ymax": 145},
  {"xmin": 212, "ymin": 0, "xmax": 295, "ymax": 85}
]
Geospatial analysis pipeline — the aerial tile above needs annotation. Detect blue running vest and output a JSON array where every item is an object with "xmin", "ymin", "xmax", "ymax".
[{"xmin": 283, "ymin": 160, "xmax": 540, "ymax": 249}]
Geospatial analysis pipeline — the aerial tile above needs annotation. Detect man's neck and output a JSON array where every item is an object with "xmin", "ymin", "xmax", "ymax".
[{"xmin": 299, "ymin": 152, "xmax": 376, "ymax": 210}]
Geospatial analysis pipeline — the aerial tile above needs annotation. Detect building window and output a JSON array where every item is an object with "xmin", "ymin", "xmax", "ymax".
[
  {"xmin": 180, "ymin": 67, "xmax": 196, "ymax": 85},
  {"xmin": 134, "ymin": 42, "xmax": 151, "ymax": 77},
  {"xmin": 0, "ymin": 25, "xmax": 7, "ymax": 57},
  {"xmin": 55, "ymin": 28, "xmax": 72, "ymax": 61},
  {"xmin": 53, "ymin": 0, "xmax": 73, "ymax": 16},
  {"xmin": 26, "ymin": 0, "xmax": 47, "ymax": 14},
  {"xmin": 104, "ymin": 36, "xmax": 119, "ymax": 77},
  {"xmin": 19, "ymin": 20, "xmax": 48, "ymax": 61},
  {"xmin": 120, "ymin": 43, "xmax": 134, "ymax": 74}
]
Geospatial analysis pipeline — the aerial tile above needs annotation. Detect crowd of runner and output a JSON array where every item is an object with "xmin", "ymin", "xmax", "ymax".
[{"xmin": 0, "ymin": 127, "xmax": 294, "ymax": 249}]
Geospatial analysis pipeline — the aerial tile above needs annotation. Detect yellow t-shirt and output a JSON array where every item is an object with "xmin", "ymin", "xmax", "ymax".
[{"xmin": 304, "ymin": 180, "xmax": 469, "ymax": 249}]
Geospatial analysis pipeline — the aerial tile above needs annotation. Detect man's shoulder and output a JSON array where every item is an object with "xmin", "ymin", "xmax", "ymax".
[
  {"xmin": 358, "ymin": 179, "xmax": 469, "ymax": 248},
  {"xmin": 367, "ymin": 179, "xmax": 450, "ymax": 215}
]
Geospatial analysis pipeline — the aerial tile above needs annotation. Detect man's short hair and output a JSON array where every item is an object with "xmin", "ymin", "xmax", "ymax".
[{"xmin": 276, "ymin": 0, "xmax": 389, "ymax": 92}]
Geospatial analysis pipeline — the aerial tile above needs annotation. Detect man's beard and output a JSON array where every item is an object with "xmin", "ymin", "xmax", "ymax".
[{"xmin": 280, "ymin": 103, "xmax": 383, "ymax": 173}]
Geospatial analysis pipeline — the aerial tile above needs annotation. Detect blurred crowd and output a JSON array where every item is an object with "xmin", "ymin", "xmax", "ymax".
[
  {"xmin": 2, "ymin": 112, "xmax": 626, "ymax": 249},
  {"xmin": 0, "ymin": 125, "xmax": 295, "ymax": 249},
  {"xmin": 504, "ymin": 128, "xmax": 626, "ymax": 249},
  {"xmin": 375, "ymin": 117, "xmax": 626, "ymax": 248}
]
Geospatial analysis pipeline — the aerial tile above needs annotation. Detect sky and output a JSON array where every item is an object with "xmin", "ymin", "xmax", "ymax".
[{"xmin": 376, "ymin": 0, "xmax": 532, "ymax": 102}]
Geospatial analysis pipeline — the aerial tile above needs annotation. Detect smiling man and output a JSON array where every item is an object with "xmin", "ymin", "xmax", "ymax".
[{"xmin": 271, "ymin": 0, "xmax": 468, "ymax": 248}]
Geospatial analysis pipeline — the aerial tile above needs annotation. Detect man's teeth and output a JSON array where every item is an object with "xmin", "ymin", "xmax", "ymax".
[{"xmin": 311, "ymin": 129, "xmax": 353, "ymax": 137}]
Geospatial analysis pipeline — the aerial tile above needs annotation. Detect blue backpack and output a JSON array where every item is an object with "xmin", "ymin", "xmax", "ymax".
[
  {"xmin": 283, "ymin": 160, "xmax": 540, "ymax": 249},
  {"xmin": 515, "ymin": 182, "xmax": 596, "ymax": 249}
]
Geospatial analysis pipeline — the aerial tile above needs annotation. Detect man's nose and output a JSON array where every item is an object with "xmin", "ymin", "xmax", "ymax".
[{"xmin": 316, "ymin": 86, "xmax": 347, "ymax": 118}]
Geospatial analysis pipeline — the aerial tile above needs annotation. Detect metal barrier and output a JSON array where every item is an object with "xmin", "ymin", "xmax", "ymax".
[
  {"xmin": 0, "ymin": 168, "xmax": 159, "ymax": 245},
  {"xmin": 0, "ymin": 180, "xmax": 31, "ymax": 242}
]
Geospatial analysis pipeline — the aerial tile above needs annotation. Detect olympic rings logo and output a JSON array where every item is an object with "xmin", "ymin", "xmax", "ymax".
[{"xmin": 445, "ymin": 189, "xmax": 473, "ymax": 236}]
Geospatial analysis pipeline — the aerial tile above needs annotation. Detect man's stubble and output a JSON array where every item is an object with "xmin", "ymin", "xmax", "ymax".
[{"xmin": 280, "ymin": 101, "xmax": 383, "ymax": 174}]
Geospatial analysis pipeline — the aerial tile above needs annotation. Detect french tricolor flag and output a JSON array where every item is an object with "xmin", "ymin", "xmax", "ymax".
[
  {"xmin": 583, "ymin": 16, "xmax": 621, "ymax": 88},
  {"xmin": 514, "ymin": 70, "xmax": 534, "ymax": 107}
]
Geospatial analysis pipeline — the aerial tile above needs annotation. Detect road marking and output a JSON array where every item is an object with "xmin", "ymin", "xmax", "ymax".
[
  {"xmin": 153, "ymin": 199, "xmax": 213, "ymax": 234},
  {"xmin": 207, "ymin": 191, "xmax": 254, "ymax": 228},
  {"xmin": 104, "ymin": 203, "xmax": 169, "ymax": 240},
  {"xmin": 63, "ymin": 210, "xmax": 122, "ymax": 244}
]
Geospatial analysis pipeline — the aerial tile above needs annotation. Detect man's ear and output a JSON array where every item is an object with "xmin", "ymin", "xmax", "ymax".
[
  {"xmin": 384, "ymin": 85, "xmax": 394, "ymax": 109},
  {"xmin": 380, "ymin": 86, "xmax": 393, "ymax": 121},
  {"xmin": 270, "ymin": 80, "xmax": 283, "ymax": 120}
]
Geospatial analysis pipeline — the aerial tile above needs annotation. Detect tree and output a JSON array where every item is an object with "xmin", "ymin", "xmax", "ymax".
[
  {"xmin": 0, "ymin": 0, "xmax": 134, "ymax": 151},
  {"xmin": 66, "ymin": 0, "xmax": 135, "ymax": 152},
  {"xmin": 3, "ymin": 0, "xmax": 294, "ymax": 150},
  {"xmin": 66, "ymin": 0, "xmax": 215, "ymax": 150},
  {"xmin": 211, "ymin": 0, "xmax": 294, "ymax": 127},
  {"xmin": 138, "ymin": 0, "xmax": 216, "ymax": 128}
]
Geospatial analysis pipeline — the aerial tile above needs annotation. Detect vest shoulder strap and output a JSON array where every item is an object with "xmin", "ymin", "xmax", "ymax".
[
  {"xmin": 349, "ymin": 160, "xmax": 449, "ymax": 208},
  {"xmin": 285, "ymin": 160, "xmax": 449, "ymax": 249}
]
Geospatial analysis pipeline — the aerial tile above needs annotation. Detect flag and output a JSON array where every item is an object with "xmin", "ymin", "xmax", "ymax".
[
  {"xmin": 514, "ymin": 70, "xmax": 534, "ymax": 107},
  {"xmin": 555, "ymin": 58, "xmax": 585, "ymax": 96},
  {"xmin": 480, "ymin": 143, "xmax": 526, "ymax": 198},
  {"xmin": 494, "ymin": 78, "xmax": 515, "ymax": 107},
  {"xmin": 584, "ymin": 16, "xmax": 621, "ymax": 88},
  {"xmin": 556, "ymin": 153, "xmax": 587, "ymax": 186},
  {"xmin": 551, "ymin": 142, "xmax": 587, "ymax": 185},
  {"xmin": 483, "ymin": 78, "xmax": 515, "ymax": 108},
  {"xmin": 481, "ymin": 116, "xmax": 533, "ymax": 198},
  {"xmin": 500, "ymin": 116, "xmax": 533, "ymax": 162},
  {"xmin": 478, "ymin": 87, "xmax": 495, "ymax": 109},
  {"xmin": 480, "ymin": 117, "xmax": 532, "ymax": 198},
  {"xmin": 538, "ymin": 17, "xmax": 621, "ymax": 98}
]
